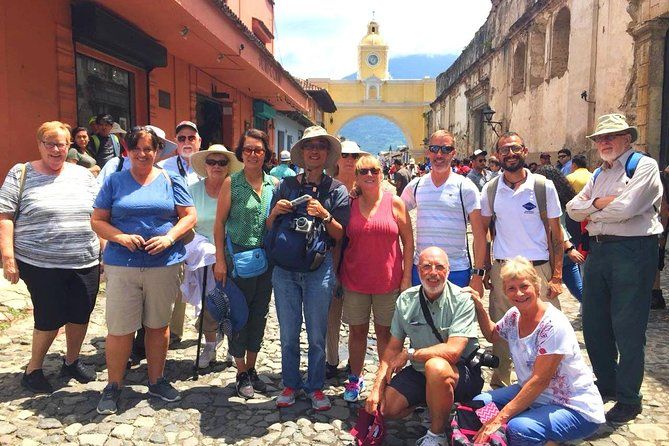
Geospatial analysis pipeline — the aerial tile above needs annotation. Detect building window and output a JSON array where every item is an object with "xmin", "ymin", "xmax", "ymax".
[
  {"xmin": 529, "ymin": 26, "xmax": 547, "ymax": 88},
  {"xmin": 512, "ymin": 42, "xmax": 527, "ymax": 95},
  {"xmin": 278, "ymin": 130, "xmax": 285, "ymax": 150},
  {"xmin": 550, "ymin": 7, "xmax": 571, "ymax": 78},
  {"xmin": 76, "ymin": 53, "xmax": 134, "ymax": 128}
]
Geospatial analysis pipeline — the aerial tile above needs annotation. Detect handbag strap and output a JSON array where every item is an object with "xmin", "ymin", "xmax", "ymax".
[
  {"xmin": 418, "ymin": 285, "xmax": 444, "ymax": 344},
  {"xmin": 14, "ymin": 163, "xmax": 28, "ymax": 222},
  {"xmin": 459, "ymin": 180, "xmax": 472, "ymax": 268}
]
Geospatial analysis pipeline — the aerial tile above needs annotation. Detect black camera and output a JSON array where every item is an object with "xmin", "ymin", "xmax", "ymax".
[
  {"xmin": 467, "ymin": 348, "xmax": 499, "ymax": 369},
  {"xmin": 291, "ymin": 216, "xmax": 313, "ymax": 234}
]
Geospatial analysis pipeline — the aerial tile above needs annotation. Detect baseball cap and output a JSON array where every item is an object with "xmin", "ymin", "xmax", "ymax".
[
  {"xmin": 473, "ymin": 149, "xmax": 487, "ymax": 158},
  {"xmin": 176, "ymin": 120, "xmax": 198, "ymax": 134}
]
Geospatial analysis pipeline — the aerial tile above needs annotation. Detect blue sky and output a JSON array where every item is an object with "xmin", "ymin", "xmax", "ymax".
[{"xmin": 274, "ymin": 0, "xmax": 492, "ymax": 79}]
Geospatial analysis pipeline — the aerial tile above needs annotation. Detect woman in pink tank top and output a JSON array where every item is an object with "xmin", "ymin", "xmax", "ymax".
[{"xmin": 339, "ymin": 155, "xmax": 414, "ymax": 402}]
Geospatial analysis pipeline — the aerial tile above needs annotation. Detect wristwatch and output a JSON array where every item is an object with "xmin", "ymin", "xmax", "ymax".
[
  {"xmin": 166, "ymin": 235, "xmax": 175, "ymax": 246},
  {"xmin": 323, "ymin": 213, "xmax": 333, "ymax": 224},
  {"xmin": 407, "ymin": 348, "xmax": 415, "ymax": 361},
  {"xmin": 471, "ymin": 268, "xmax": 486, "ymax": 277},
  {"xmin": 564, "ymin": 246, "xmax": 575, "ymax": 254}
]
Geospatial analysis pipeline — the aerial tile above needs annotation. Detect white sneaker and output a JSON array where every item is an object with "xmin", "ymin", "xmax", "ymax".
[
  {"xmin": 416, "ymin": 430, "xmax": 447, "ymax": 446},
  {"xmin": 197, "ymin": 343, "xmax": 217, "ymax": 369}
]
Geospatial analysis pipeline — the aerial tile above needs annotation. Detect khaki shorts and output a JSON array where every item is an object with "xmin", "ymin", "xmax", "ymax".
[
  {"xmin": 342, "ymin": 288, "xmax": 399, "ymax": 326},
  {"xmin": 105, "ymin": 263, "xmax": 184, "ymax": 335}
]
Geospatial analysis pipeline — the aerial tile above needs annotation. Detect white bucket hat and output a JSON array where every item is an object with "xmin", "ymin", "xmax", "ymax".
[
  {"xmin": 190, "ymin": 144, "xmax": 243, "ymax": 178},
  {"xmin": 145, "ymin": 125, "xmax": 178, "ymax": 159},
  {"xmin": 279, "ymin": 150, "xmax": 291, "ymax": 162},
  {"xmin": 290, "ymin": 125, "xmax": 341, "ymax": 171},
  {"xmin": 587, "ymin": 113, "xmax": 638, "ymax": 143},
  {"xmin": 341, "ymin": 140, "xmax": 369, "ymax": 156}
]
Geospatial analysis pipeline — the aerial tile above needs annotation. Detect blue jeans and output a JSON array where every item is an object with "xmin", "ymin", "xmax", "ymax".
[
  {"xmin": 562, "ymin": 254, "xmax": 583, "ymax": 302},
  {"xmin": 473, "ymin": 385, "xmax": 601, "ymax": 445},
  {"xmin": 272, "ymin": 253, "xmax": 336, "ymax": 393},
  {"xmin": 411, "ymin": 264, "xmax": 471, "ymax": 288}
]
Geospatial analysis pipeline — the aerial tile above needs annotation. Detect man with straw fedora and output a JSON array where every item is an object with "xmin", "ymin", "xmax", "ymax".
[{"xmin": 567, "ymin": 113, "xmax": 663, "ymax": 423}]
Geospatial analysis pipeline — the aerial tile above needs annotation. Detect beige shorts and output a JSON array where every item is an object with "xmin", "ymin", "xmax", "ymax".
[
  {"xmin": 342, "ymin": 288, "xmax": 399, "ymax": 326},
  {"xmin": 105, "ymin": 263, "xmax": 184, "ymax": 335}
]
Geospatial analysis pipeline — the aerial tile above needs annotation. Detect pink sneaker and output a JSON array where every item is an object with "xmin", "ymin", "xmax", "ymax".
[{"xmin": 308, "ymin": 389, "xmax": 331, "ymax": 411}]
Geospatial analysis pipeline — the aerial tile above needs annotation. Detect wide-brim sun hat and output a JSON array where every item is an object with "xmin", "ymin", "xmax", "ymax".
[
  {"xmin": 587, "ymin": 113, "xmax": 638, "ymax": 143},
  {"xmin": 340, "ymin": 140, "xmax": 369, "ymax": 156},
  {"xmin": 145, "ymin": 125, "xmax": 178, "ymax": 158},
  {"xmin": 290, "ymin": 125, "xmax": 341, "ymax": 171},
  {"xmin": 190, "ymin": 144, "xmax": 243, "ymax": 178},
  {"xmin": 110, "ymin": 122, "xmax": 126, "ymax": 135}
]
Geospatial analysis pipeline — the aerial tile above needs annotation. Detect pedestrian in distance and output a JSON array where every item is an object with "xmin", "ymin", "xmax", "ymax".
[
  {"xmin": 566, "ymin": 154, "xmax": 592, "ymax": 194},
  {"xmin": 92, "ymin": 126, "xmax": 196, "ymax": 414},
  {"xmin": 269, "ymin": 150, "xmax": 297, "ymax": 180},
  {"xmin": 365, "ymin": 247, "xmax": 483, "ymax": 446},
  {"xmin": 339, "ymin": 155, "xmax": 414, "ymax": 402},
  {"xmin": 466, "ymin": 149, "xmax": 491, "ymax": 192},
  {"xmin": 186, "ymin": 144, "xmax": 242, "ymax": 369},
  {"xmin": 390, "ymin": 158, "xmax": 411, "ymax": 196},
  {"xmin": 325, "ymin": 139, "xmax": 368, "ymax": 380},
  {"xmin": 480, "ymin": 131, "xmax": 564, "ymax": 389},
  {"xmin": 87, "ymin": 114, "xmax": 121, "ymax": 169},
  {"xmin": 558, "ymin": 148, "xmax": 573, "ymax": 176},
  {"xmin": 266, "ymin": 126, "xmax": 350, "ymax": 411},
  {"xmin": 469, "ymin": 257, "xmax": 604, "ymax": 445},
  {"xmin": 567, "ymin": 113, "xmax": 663, "ymax": 423},
  {"xmin": 67, "ymin": 126, "xmax": 100, "ymax": 176},
  {"xmin": 0, "ymin": 121, "xmax": 101, "ymax": 394},
  {"xmin": 213, "ymin": 129, "xmax": 278, "ymax": 398},
  {"xmin": 400, "ymin": 130, "xmax": 488, "ymax": 299}
]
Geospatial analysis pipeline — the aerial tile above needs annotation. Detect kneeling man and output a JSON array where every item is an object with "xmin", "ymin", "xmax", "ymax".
[{"xmin": 366, "ymin": 247, "xmax": 483, "ymax": 446}]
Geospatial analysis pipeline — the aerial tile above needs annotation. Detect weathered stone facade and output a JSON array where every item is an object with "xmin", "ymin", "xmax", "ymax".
[{"xmin": 429, "ymin": 0, "xmax": 668, "ymax": 165}]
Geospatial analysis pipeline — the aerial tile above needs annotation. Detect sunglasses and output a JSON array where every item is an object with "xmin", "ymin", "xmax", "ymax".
[
  {"xmin": 303, "ymin": 142, "xmax": 329, "ymax": 151},
  {"xmin": 177, "ymin": 135, "xmax": 198, "ymax": 142},
  {"xmin": 341, "ymin": 153, "xmax": 361, "ymax": 159},
  {"xmin": 357, "ymin": 167, "xmax": 380, "ymax": 175},
  {"xmin": 428, "ymin": 145, "xmax": 456, "ymax": 154},
  {"xmin": 205, "ymin": 159, "xmax": 229, "ymax": 167},
  {"xmin": 497, "ymin": 145, "xmax": 525, "ymax": 155},
  {"xmin": 243, "ymin": 147, "xmax": 265, "ymax": 156}
]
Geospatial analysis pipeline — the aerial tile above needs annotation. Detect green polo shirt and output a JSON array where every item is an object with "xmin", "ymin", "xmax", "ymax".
[{"xmin": 390, "ymin": 283, "xmax": 479, "ymax": 372}]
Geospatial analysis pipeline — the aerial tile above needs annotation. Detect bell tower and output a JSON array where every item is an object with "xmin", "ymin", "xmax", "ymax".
[{"xmin": 358, "ymin": 20, "xmax": 390, "ymax": 80}]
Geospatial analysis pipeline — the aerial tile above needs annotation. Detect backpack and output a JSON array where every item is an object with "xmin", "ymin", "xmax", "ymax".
[
  {"xmin": 485, "ymin": 173, "xmax": 554, "ymax": 267},
  {"xmin": 592, "ymin": 151, "xmax": 645, "ymax": 184},
  {"xmin": 350, "ymin": 408, "xmax": 385, "ymax": 446},
  {"xmin": 264, "ymin": 176, "xmax": 338, "ymax": 273},
  {"xmin": 451, "ymin": 401, "xmax": 508, "ymax": 446}
]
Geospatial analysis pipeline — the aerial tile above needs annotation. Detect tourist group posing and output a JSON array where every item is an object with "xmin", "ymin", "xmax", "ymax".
[{"xmin": 0, "ymin": 112, "xmax": 660, "ymax": 446}]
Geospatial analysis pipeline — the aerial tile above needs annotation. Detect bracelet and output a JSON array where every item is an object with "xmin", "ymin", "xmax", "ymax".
[
  {"xmin": 323, "ymin": 213, "xmax": 333, "ymax": 224},
  {"xmin": 166, "ymin": 235, "xmax": 175, "ymax": 246},
  {"xmin": 564, "ymin": 246, "xmax": 575, "ymax": 254}
]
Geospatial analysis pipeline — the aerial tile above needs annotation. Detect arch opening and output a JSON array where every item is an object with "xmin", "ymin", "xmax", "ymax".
[{"xmin": 337, "ymin": 115, "xmax": 409, "ymax": 155}]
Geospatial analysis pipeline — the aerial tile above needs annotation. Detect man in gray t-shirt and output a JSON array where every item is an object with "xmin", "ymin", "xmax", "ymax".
[
  {"xmin": 391, "ymin": 159, "xmax": 411, "ymax": 196},
  {"xmin": 466, "ymin": 149, "xmax": 490, "ymax": 192}
]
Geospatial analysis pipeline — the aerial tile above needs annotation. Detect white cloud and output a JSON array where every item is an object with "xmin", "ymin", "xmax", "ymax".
[{"xmin": 274, "ymin": 0, "xmax": 491, "ymax": 79}]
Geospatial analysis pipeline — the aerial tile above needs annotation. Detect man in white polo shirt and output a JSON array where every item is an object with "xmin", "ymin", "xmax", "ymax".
[
  {"xmin": 480, "ymin": 131, "xmax": 564, "ymax": 388},
  {"xmin": 401, "ymin": 130, "xmax": 488, "ymax": 297}
]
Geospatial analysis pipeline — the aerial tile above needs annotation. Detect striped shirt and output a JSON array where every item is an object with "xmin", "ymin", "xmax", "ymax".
[
  {"xmin": 0, "ymin": 163, "xmax": 100, "ymax": 268},
  {"xmin": 401, "ymin": 172, "xmax": 480, "ymax": 271}
]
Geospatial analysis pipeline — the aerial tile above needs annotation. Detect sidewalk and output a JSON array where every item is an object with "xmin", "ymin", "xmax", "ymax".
[{"xmin": 0, "ymin": 271, "xmax": 668, "ymax": 444}]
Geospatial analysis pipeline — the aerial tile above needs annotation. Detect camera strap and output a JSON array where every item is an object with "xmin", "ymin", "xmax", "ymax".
[{"xmin": 418, "ymin": 285, "xmax": 449, "ymax": 344}]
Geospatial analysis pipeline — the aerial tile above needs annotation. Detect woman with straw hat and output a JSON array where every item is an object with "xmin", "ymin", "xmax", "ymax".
[
  {"xmin": 266, "ymin": 125, "xmax": 351, "ymax": 411},
  {"xmin": 187, "ymin": 145, "xmax": 242, "ymax": 368}
]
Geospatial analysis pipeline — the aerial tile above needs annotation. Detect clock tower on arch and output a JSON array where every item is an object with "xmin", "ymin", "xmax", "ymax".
[{"xmin": 358, "ymin": 20, "xmax": 390, "ymax": 81}]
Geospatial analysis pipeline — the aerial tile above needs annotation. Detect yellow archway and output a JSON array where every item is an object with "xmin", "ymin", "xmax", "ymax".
[{"xmin": 309, "ymin": 20, "xmax": 435, "ymax": 159}]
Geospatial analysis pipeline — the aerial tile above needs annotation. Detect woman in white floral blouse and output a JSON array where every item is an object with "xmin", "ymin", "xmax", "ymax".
[{"xmin": 467, "ymin": 256, "xmax": 604, "ymax": 445}]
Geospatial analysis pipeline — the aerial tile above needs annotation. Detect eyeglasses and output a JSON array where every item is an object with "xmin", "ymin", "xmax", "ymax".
[
  {"xmin": 243, "ymin": 147, "xmax": 265, "ymax": 156},
  {"xmin": 428, "ymin": 145, "xmax": 456, "ymax": 154},
  {"xmin": 497, "ymin": 145, "xmax": 525, "ymax": 155},
  {"xmin": 593, "ymin": 134, "xmax": 624, "ymax": 143},
  {"xmin": 419, "ymin": 263, "xmax": 448, "ymax": 273},
  {"xmin": 41, "ymin": 141, "xmax": 68, "ymax": 150},
  {"xmin": 357, "ymin": 167, "xmax": 380, "ymax": 175},
  {"xmin": 205, "ymin": 159, "xmax": 229, "ymax": 167},
  {"xmin": 303, "ymin": 141, "xmax": 329, "ymax": 151},
  {"xmin": 177, "ymin": 135, "xmax": 198, "ymax": 142},
  {"xmin": 341, "ymin": 153, "xmax": 361, "ymax": 159}
]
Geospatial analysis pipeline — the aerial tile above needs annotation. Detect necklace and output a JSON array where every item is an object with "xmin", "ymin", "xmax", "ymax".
[{"xmin": 504, "ymin": 174, "xmax": 526, "ymax": 189}]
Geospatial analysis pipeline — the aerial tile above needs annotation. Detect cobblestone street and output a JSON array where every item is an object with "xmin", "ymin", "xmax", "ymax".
[{"xmin": 1, "ymin": 268, "xmax": 669, "ymax": 445}]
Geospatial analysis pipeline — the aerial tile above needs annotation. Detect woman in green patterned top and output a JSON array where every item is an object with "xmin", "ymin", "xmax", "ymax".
[{"xmin": 213, "ymin": 129, "xmax": 278, "ymax": 399}]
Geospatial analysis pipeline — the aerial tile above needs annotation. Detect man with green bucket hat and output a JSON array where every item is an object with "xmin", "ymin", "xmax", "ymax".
[{"xmin": 567, "ymin": 113, "xmax": 663, "ymax": 423}]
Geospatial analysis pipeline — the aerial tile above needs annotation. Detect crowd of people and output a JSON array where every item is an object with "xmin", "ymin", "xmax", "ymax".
[{"xmin": 0, "ymin": 111, "xmax": 663, "ymax": 446}]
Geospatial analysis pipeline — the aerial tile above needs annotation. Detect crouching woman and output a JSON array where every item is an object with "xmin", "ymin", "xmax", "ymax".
[{"xmin": 468, "ymin": 257, "xmax": 604, "ymax": 445}]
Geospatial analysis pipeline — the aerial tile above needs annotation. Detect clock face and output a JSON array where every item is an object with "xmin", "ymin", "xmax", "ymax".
[{"xmin": 367, "ymin": 54, "xmax": 379, "ymax": 66}]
